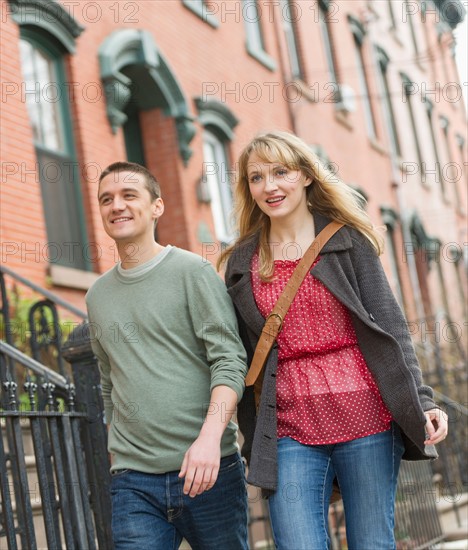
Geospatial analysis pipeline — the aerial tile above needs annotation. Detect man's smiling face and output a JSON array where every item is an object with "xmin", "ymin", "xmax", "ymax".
[{"xmin": 98, "ymin": 170, "xmax": 163, "ymax": 245}]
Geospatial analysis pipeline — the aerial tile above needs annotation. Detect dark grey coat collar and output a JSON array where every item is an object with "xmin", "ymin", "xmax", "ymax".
[{"xmin": 227, "ymin": 212, "xmax": 352, "ymax": 277}]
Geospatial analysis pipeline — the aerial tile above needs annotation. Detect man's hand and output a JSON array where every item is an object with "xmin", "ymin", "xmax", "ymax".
[
  {"xmin": 178, "ymin": 385, "xmax": 238, "ymax": 498},
  {"xmin": 178, "ymin": 433, "xmax": 221, "ymax": 497}
]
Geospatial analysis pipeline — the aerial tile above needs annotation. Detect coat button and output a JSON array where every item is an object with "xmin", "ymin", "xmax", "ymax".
[{"xmin": 369, "ymin": 313, "xmax": 376, "ymax": 322}]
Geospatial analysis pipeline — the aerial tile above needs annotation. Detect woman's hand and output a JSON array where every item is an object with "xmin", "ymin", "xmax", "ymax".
[{"xmin": 424, "ymin": 408, "xmax": 448, "ymax": 445}]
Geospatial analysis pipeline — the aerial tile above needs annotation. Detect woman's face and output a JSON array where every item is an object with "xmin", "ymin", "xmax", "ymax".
[{"xmin": 246, "ymin": 152, "xmax": 312, "ymax": 223}]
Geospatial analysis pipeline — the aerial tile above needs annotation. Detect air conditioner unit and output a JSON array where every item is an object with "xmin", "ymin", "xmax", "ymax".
[{"xmin": 333, "ymin": 84, "xmax": 357, "ymax": 113}]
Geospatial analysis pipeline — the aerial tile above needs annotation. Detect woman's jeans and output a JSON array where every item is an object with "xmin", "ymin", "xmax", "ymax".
[
  {"xmin": 268, "ymin": 424, "xmax": 405, "ymax": 550},
  {"xmin": 110, "ymin": 453, "xmax": 248, "ymax": 550}
]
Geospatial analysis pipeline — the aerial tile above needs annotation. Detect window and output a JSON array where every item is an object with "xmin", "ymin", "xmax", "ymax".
[
  {"xmin": 281, "ymin": 0, "xmax": 304, "ymax": 80},
  {"xmin": 448, "ymin": 246, "xmax": 467, "ymax": 319},
  {"xmin": 438, "ymin": 32, "xmax": 452, "ymax": 87},
  {"xmin": 387, "ymin": 0, "xmax": 397, "ymax": 29},
  {"xmin": 349, "ymin": 16, "xmax": 377, "ymax": 139},
  {"xmin": 401, "ymin": 74, "xmax": 424, "ymax": 176},
  {"xmin": 455, "ymin": 135, "xmax": 466, "ymax": 179},
  {"xmin": 319, "ymin": 0, "xmax": 339, "ymax": 86},
  {"xmin": 182, "ymin": 0, "xmax": 219, "ymax": 27},
  {"xmin": 19, "ymin": 30, "xmax": 89, "ymax": 271},
  {"xmin": 243, "ymin": 0, "xmax": 276, "ymax": 70},
  {"xmin": 375, "ymin": 48, "xmax": 401, "ymax": 157},
  {"xmin": 405, "ymin": 0, "xmax": 420, "ymax": 56},
  {"xmin": 424, "ymin": 99, "xmax": 446, "ymax": 197},
  {"xmin": 439, "ymin": 117, "xmax": 461, "ymax": 207},
  {"xmin": 195, "ymin": 98, "xmax": 239, "ymax": 243},
  {"xmin": 428, "ymin": 238, "xmax": 454, "ymax": 324},
  {"xmin": 381, "ymin": 208, "xmax": 405, "ymax": 309},
  {"xmin": 202, "ymin": 132, "xmax": 234, "ymax": 243}
]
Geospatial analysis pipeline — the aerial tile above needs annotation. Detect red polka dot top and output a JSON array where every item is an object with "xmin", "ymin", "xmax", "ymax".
[{"xmin": 251, "ymin": 253, "xmax": 392, "ymax": 445}]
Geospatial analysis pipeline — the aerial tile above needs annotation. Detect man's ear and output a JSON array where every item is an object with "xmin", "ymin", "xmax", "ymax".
[{"xmin": 152, "ymin": 197, "xmax": 164, "ymax": 220}]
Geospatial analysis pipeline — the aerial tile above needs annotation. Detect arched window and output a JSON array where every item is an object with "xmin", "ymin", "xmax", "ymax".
[
  {"xmin": 242, "ymin": 0, "xmax": 276, "ymax": 70},
  {"xmin": 349, "ymin": 16, "xmax": 377, "ymax": 139},
  {"xmin": 381, "ymin": 207, "xmax": 405, "ymax": 309},
  {"xmin": 195, "ymin": 98, "xmax": 239, "ymax": 243},
  {"xmin": 375, "ymin": 47, "xmax": 401, "ymax": 157},
  {"xmin": 281, "ymin": 0, "xmax": 304, "ymax": 80},
  {"xmin": 401, "ymin": 73, "xmax": 424, "ymax": 176},
  {"xmin": 12, "ymin": 1, "xmax": 89, "ymax": 271}
]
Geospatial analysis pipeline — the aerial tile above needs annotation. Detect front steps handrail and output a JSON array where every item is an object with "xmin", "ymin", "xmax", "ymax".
[
  {"xmin": 0, "ymin": 340, "xmax": 67, "ymax": 389},
  {"xmin": 0, "ymin": 265, "xmax": 87, "ymax": 319}
]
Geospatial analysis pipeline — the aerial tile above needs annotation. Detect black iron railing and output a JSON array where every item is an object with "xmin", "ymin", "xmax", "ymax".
[{"xmin": 0, "ymin": 266, "xmax": 112, "ymax": 549}]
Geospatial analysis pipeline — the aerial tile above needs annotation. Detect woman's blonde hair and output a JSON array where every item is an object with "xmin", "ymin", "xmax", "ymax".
[{"xmin": 218, "ymin": 131, "xmax": 384, "ymax": 279}]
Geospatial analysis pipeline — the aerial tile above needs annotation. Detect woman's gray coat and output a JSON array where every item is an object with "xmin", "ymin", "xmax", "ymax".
[{"xmin": 225, "ymin": 212, "xmax": 438, "ymax": 492}]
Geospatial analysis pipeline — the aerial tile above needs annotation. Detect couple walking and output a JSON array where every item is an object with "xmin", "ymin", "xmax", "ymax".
[{"xmin": 86, "ymin": 130, "xmax": 447, "ymax": 550}]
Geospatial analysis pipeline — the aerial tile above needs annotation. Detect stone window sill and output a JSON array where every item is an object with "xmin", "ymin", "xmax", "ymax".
[{"xmin": 49, "ymin": 264, "xmax": 100, "ymax": 291}]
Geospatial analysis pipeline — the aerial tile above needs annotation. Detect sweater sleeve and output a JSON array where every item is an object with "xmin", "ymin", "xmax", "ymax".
[
  {"xmin": 351, "ymin": 233, "xmax": 437, "ymax": 412},
  {"xmin": 187, "ymin": 262, "xmax": 248, "ymax": 402}
]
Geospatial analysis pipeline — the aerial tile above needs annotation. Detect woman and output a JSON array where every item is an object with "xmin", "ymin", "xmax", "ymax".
[{"xmin": 219, "ymin": 131, "xmax": 447, "ymax": 550}]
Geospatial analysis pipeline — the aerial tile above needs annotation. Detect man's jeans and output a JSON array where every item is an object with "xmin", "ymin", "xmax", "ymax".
[
  {"xmin": 268, "ymin": 424, "xmax": 405, "ymax": 550},
  {"xmin": 110, "ymin": 453, "xmax": 249, "ymax": 549}
]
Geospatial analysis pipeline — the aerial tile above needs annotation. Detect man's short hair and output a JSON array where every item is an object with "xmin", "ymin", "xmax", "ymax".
[{"xmin": 99, "ymin": 162, "xmax": 161, "ymax": 201}]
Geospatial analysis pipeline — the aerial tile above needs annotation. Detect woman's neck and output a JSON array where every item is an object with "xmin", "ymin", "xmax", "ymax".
[{"xmin": 268, "ymin": 214, "xmax": 315, "ymax": 260}]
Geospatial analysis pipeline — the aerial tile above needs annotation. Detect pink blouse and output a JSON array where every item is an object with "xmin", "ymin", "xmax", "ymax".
[{"xmin": 251, "ymin": 253, "xmax": 392, "ymax": 445}]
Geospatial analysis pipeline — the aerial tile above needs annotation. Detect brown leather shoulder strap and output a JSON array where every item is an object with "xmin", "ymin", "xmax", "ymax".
[{"xmin": 245, "ymin": 221, "xmax": 344, "ymax": 389}]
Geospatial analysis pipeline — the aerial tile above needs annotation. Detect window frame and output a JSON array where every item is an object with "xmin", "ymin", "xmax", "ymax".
[
  {"xmin": 349, "ymin": 16, "xmax": 378, "ymax": 140},
  {"xmin": 380, "ymin": 207, "xmax": 406, "ymax": 310},
  {"xmin": 182, "ymin": 0, "xmax": 219, "ymax": 28},
  {"xmin": 375, "ymin": 47, "xmax": 401, "ymax": 157},
  {"xmin": 242, "ymin": 0, "xmax": 276, "ymax": 70},
  {"xmin": 401, "ymin": 73, "xmax": 425, "ymax": 177},
  {"xmin": 281, "ymin": 0, "xmax": 305, "ymax": 81},
  {"xmin": 319, "ymin": 0, "xmax": 339, "ymax": 86},
  {"xmin": 202, "ymin": 130, "xmax": 235, "ymax": 244},
  {"xmin": 19, "ymin": 29, "xmax": 90, "ymax": 272},
  {"xmin": 424, "ymin": 98, "xmax": 447, "ymax": 198}
]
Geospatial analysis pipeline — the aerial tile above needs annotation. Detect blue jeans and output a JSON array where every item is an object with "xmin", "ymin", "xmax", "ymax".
[
  {"xmin": 268, "ymin": 424, "xmax": 405, "ymax": 550},
  {"xmin": 110, "ymin": 453, "xmax": 248, "ymax": 549}
]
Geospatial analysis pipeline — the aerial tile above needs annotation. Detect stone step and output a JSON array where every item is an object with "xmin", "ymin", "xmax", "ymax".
[
  {"xmin": 444, "ymin": 528, "xmax": 468, "ymax": 543},
  {"xmin": 437, "ymin": 493, "xmax": 468, "ymax": 515},
  {"xmin": 433, "ymin": 539, "xmax": 468, "ymax": 550}
]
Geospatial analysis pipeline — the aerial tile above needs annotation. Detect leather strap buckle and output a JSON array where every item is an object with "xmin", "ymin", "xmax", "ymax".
[{"xmin": 266, "ymin": 312, "xmax": 283, "ymax": 332}]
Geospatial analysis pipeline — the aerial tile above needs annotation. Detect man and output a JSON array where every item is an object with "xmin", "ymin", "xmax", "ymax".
[{"xmin": 86, "ymin": 162, "xmax": 249, "ymax": 549}]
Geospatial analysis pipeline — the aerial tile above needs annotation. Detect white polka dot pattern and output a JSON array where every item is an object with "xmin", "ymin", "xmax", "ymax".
[{"xmin": 251, "ymin": 253, "xmax": 392, "ymax": 445}]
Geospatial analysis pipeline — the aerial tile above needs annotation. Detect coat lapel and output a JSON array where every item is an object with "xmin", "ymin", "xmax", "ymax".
[{"xmin": 226, "ymin": 233, "xmax": 266, "ymax": 336}]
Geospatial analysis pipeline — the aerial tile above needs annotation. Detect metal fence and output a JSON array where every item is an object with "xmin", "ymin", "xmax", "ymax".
[{"xmin": 0, "ymin": 267, "xmax": 112, "ymax": 549}]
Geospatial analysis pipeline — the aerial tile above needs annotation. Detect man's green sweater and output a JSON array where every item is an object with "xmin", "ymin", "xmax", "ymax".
[{"xmin": 85, "ymin": 247, "xmax": 247, "ymax": 474}]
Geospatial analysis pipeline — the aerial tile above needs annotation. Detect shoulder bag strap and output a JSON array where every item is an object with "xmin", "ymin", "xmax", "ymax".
[{"xmin": 245, "ymin": 221, "xmax": 344, "ymax": 406}]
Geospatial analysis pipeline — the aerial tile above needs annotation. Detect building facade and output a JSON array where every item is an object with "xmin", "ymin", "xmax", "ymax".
[{"xmin": 1, "ymin": 0, "xmax": 466, "ymax": 337}]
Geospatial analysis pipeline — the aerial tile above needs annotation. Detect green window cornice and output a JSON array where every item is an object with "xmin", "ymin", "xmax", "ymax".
[
  {"xmin": 8, "ymin": 0, "xmax": 84, "ymax": 53},
  {"xmin": 194, "ymin": 98, "xmax": 239, "ymax": 140},
  {"xmin": 99, "ymin": 29, "xmax": 196, "ymax": 165}
]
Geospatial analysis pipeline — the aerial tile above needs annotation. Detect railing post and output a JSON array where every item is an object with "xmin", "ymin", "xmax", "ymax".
[{"xmin": 62, "ymin": 322, "xmax": 113, "ymax": 549}]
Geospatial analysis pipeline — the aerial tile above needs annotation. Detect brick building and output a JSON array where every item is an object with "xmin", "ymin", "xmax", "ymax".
[{"xmin": 1, "ymin": 0, "xmax": 466, "ymax": 331}]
